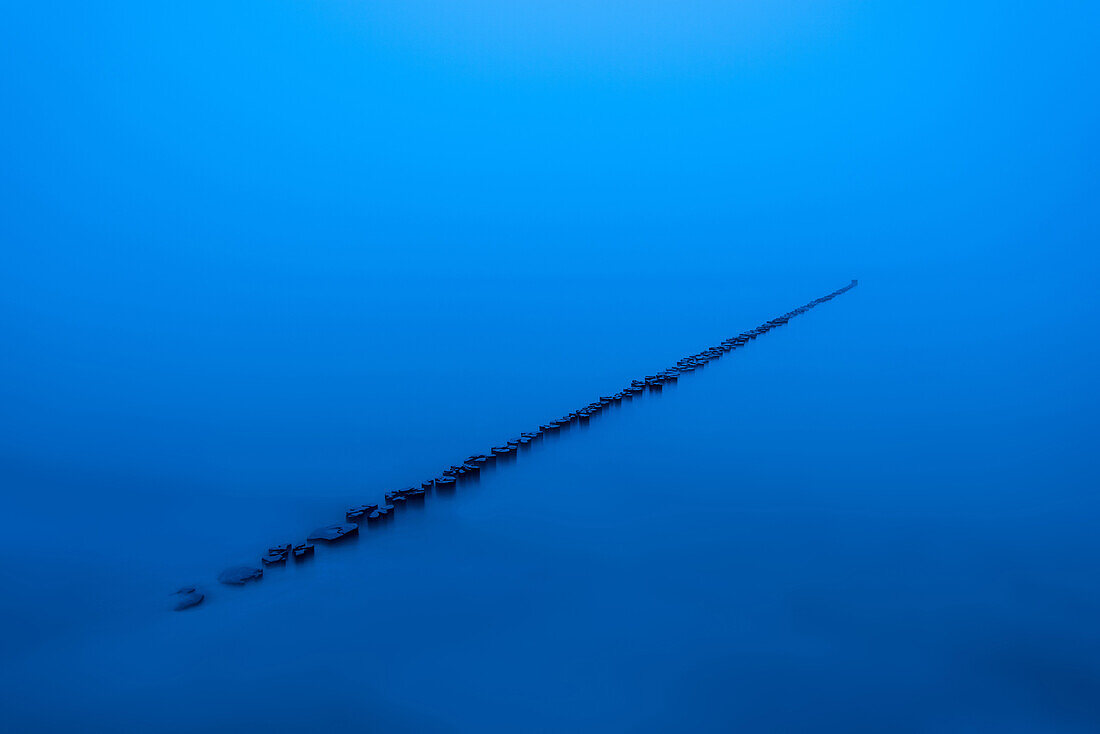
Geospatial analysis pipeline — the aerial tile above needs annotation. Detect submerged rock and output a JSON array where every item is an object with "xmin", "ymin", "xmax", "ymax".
[
  {"xmin": 346, "ymin": 504, "xmax": 377, "ymax": 522},
  {"xmin": 307, "ymin": 523, "xmax": 359, "ymax": 542},
  {"xmin": 172, "ymin": 585, "xmax": 205, "ymax": 611},
  {"xmin": 293, "ymin": 543, "xmax": 314, "ymax": 560},
  {"xmin": 262, "ymin": 544, "xmax": 291, "ymax": 565},
  {"xmin": 218, "ymin": 565, "xmax": 263, "ymax": 586}
]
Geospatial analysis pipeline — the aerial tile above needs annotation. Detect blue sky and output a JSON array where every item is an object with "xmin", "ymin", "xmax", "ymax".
[{"xmin": 3, "ymin": 1, "xmax": 1097, "ymax": 283}]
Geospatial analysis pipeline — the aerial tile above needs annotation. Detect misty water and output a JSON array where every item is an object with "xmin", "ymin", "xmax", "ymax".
[
  {"xmin": 3, "ymin": 267, "xmax": 1097, "ymax": 732},
  {"xmin": 2, "ymin": 2, "xmax": 1098, "ymax": 732}
]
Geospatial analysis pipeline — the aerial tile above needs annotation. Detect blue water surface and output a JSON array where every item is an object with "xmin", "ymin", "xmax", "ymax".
[{"xmin": 1, "ymin": 2, "xmax": 1098, "ymax": 732}]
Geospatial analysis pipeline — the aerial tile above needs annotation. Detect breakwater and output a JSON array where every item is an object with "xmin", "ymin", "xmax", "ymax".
[{"xmin": 177, "ymin": 279, "xmax": 858, "ymax": 610}]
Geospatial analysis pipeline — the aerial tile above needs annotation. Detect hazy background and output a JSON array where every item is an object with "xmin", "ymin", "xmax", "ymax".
[{"xmin": 1, "ymin": 2, "xmax": 1098, "ymax": 732}]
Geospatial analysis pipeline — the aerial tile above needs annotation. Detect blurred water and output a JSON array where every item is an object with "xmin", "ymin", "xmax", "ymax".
[
  {"xmin": 1, "ymin": 269, "xmax": 1097, "ymax": 732},
  {"xmin": 2, "ymin": 1, "xmax": 1099, "ymax": 732}
]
